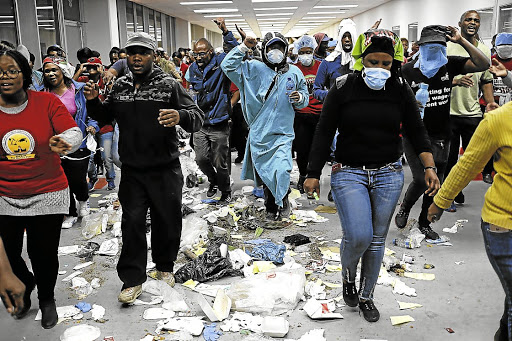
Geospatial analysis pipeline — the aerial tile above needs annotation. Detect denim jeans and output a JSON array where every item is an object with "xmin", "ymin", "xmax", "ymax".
[
  {"xmin": 112, "ymin": 123, "xmax": 121, "ymax": 169},
  {"xmin": 99, "ymin": 131, "xmax": 115, "ymax": 181},
  {"xmin": 331, "ymin": 160, "xmax": 404, "ymax": 300},
  {"xmin": 402, "ymin": 136, "xmax": 450, "ymax": 227},
  {"xmin": 481, "ymin": 220, "xmax": 512, "ymax": 341},
  {"xmin": 193, "ymin": 123, "xmax": 231, "ymax": 192}
]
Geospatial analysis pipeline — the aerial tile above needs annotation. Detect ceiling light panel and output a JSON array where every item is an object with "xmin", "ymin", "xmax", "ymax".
[
  {"xmin": 313, "ymin": 5, "xmax": 358, "ymax": 8},
  {"xmin": 194, "ymin": 8, "xmax": 238, "ymax": 13},
  {"xmin": 204, "ymin": 14, "xmax": 242, "ymax": 17},
  {"xmin": 256, "ymin": 12, "xmax": 293, "ymax": 16},
  {"xmin": 181, "ymin": 1, "xmax": 233, "ymax": 4},
  {"xmin": 254, "ymin": 7, "xmax": 298, "ymax": 10}
]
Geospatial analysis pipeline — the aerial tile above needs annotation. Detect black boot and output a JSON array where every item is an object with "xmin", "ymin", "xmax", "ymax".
[
  {"xmin": 343, "ymin": 280, "xmax": 358, "ymax": 307},
  {"xmin": 40, "ymin": 300, "xmax": 58, "ymax": 329}
]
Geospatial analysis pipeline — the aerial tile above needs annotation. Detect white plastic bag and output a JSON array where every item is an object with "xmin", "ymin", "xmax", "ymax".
[
  {"xmin": 227, "ymin": 268, "xmax": 306, "ymax": 315},
  {"xmin": 60, "ymin": 324, "xmax": 101, "ymax": 341},
  {"xmin": 179, "ymin": 216, "xmax": 208, "ymax": 250},
  {"xmin": 81, "ymin": 212, "xmax": 103, "ymax": 239}
]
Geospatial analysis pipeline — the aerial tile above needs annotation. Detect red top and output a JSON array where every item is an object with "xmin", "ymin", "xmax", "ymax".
[
  {"xmin": 295, "ymin": 61, "xmax": 323, "ymax": 115},
  {"xmin": 0, "ymin": 91, "xmax": 77, "ymax": 198},
  {"xmin": 180, "ymin": 63, "xmax": 189, "ymax": 88}
]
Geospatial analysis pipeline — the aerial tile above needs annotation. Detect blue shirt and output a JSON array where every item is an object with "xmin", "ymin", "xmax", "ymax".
[{"xmin": 313, "ymin": 55, "xmax": 352, "ymax": 102}]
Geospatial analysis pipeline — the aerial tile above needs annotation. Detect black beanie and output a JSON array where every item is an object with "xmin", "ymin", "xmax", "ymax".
[{"xmin": 361, "ymin": 36, "xmax": 395, "ymax": 58}]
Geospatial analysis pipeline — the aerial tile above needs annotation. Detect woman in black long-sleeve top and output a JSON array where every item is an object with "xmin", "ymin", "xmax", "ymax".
[{"xmin": 304, "ymin": 30, "xmax": 440, "ymax": 322}]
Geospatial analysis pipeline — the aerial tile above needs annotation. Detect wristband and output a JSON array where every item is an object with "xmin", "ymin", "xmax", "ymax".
[{"xmin": 424, "ymin": 166, "xmax": 437, "ymax": 173}]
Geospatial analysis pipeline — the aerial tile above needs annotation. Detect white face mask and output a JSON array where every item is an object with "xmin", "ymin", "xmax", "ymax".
[
  {"xmin": 298, "ymin": 54, "xmax": 314, "ymax": 66},
  {"xmin": 497, "ymin": 45, "xmax": 512, "ymax": 60},
  {"xmin": 266, "ymin": 49, "xmax": 285, "ymax": 64}
]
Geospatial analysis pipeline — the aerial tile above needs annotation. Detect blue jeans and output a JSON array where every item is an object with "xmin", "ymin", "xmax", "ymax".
[
  {"xmin": 112, "ymin": 123, "xmax": 121, "ymax": 169},
  {"xmin": 99, "ymin": 131, "xmax": 115, "ymax": 181},
  {"xmin": 481, "ymin": 220, "xmax": 512, "ymax": 341},
  {"xmin": 331, "ymin": 160, "xmax": 404, "ymax": 300}
]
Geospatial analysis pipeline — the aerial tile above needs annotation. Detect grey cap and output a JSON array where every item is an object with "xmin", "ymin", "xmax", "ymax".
[
  {"xmin": 125, "ymin": 32, "xmax": 157, "ymax": 51},
  {"xmin": 16, "ymin": 44, "xmax": 30, "ymax": 62}
]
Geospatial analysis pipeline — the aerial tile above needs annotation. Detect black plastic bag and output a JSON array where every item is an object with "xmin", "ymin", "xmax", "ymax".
[{"xmin": 174, "ymin": 242, "xmax": 242, "ymax": 283}]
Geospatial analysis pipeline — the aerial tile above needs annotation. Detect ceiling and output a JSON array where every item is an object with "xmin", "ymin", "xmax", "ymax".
[{"xmin": 132, "ymin": 0, "xmax": 391, "ymax": 38}]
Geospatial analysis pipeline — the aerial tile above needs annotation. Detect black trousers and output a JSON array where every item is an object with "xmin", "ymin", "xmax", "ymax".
[
  {"xmin": 444, "ymin": 115, "xmax": 494, "ymax": 180},
  {"xmin": 294, "ymin": 113, "xmax": 320, "ymax": 176},
  {"xmin": 0, "ymin": 215, "xmax": 62, "ymax": 304},
  {"xmin": 61, "ymin": 148, "xmax": 90, "ymax": 216},
  {"xmin": 117, "ymin": 164, "xmax": 183, "ymax": 288},
  {"xmin": 230, "ymin": 103, "xmax": 248, "ymax": 158}
]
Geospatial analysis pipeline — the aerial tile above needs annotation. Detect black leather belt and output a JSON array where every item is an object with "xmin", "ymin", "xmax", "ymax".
[{"xmin": 332, "ymin": 162, "xmax": 390, "ymax": 172}]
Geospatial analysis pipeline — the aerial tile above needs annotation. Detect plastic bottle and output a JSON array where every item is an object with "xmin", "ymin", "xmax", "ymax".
[
  {"xmin": 189, "ymin": 84, "xmax": 197, "ymax": 103},
  {"xmin": 286, "ymin": 77, "xmax": 295, "ymax": 103},
  {"xmin": 393, "ymin": 237, "xmax": 413, "ymax": 249},
  {"xmin": 415, "ymin": 83, "xmax": 429, "ymax": 119}
]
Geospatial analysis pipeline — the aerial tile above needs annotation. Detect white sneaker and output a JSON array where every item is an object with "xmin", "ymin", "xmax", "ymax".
[
  {"xmin": 62, "ymin": 216, "xmax": 78, "ymax": 229},
  {"xmin": 78, "ymin": 200, "xmax": 90, "ymax": 217}
]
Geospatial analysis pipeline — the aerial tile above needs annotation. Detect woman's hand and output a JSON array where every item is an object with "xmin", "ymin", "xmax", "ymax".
[
  {"xmin": 84, "ymin": 81, "xmax": 100, "ymax": 101},
  {"xmin": 304, "ymin": 178, "xmax": 320, "ymax": 198},
  {"xmin": 427, "ymin": 202, "xmax": 444, "ymax": 223},
  {"xmin": 489, "ymin": 58, "xmax": 508, "ymax": 78},
  {"xmin": 424, "ymin": 168, "xmax": 440, "ymax": 196},
  {"xmin": 289, "ymin": 91, "xmax": 301, "ymax": 103},
  {"xmin": 0, "ymin": 271, "xmax": 25, "ymax": 316},
  {"xmin": 49, "ymin": 135, "xmax": 72, "ymax": 155}
]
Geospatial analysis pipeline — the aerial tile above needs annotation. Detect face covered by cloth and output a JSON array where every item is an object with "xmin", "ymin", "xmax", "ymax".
[{"xmin": 414, "ymin": 43, "xmax": 448, "ymax": 79}]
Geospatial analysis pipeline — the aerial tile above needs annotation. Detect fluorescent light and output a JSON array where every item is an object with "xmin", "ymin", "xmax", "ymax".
[
  {"xmin": 253, "ymin": 0, "xmax": 301, "ymax": 2},
  {"xmin": 194, "ymin": 8, "xmax": 238, "ymax": 13},
  {"xmin": 256, "ymin": 21, "xmax": 289, "ymax": 24},
  {"xmin": 299, "ymin": 20, "xmax": 329, "ymax": 23},
  {"xmin": 181, "ymin": 1, "xmax": 233, "ymax": 5},
  {"xmin": 0, "ymin": 21, "xmax": 15, "ymax": 24},
  {"xmin": 254, "ymin": 6, "xmax": 297, "ymax": 10},
  {"xmin": 36, "ymin": 6, "xmax": 53, "ymax": 10},
  {"xmin": 313, "ymin": 5, "xmax": 358, "ymax": 8},
  {"xmin": 257, "ymin": 18, "xmax": 291, "ymax": 21},
  {"xmin": 204, "ymin": 14, "xmax": 242, "ymax": 17},
  {"xmin": 38, "ymin": 19, "xmax": 55, "ymax": 22},
  {"xmin": 307, "ymin": 11, "xmax": 345, "ymax": 15},
  {"xmin": 0, "ymin": 16, "xmax": 14, "ymax": 19},
  {"xmin": 302, "ymin": 16, "xmax": 336, "ymax": 19},
  {"xmin": 256, "ymin": 12, "xmax": 293, "ymax": 16},
  {"xmin": 225, "ymin": 19, "xmax": 247, "ymax": 21}
]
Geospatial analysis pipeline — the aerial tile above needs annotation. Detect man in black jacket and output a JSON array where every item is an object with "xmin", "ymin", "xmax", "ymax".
[{"xmin": 84, "ymin": 32, "xmax": 204, "ymax": 304}]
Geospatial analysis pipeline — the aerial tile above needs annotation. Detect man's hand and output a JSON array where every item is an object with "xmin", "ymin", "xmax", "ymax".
[
  {"xmin": 243, "ymin": 36, "xmax": 257, "ymax": 49},
  {"xmin": 371, "ymin": 19, "xmax": 382, "ymax": 29},
  {"xmin": 214, "ymin": 17, "xmax": 228, "ymax": 34},
  {"xmin": 49, "ymin": 135, "xmax": 72, "ymax": 155},
  {"xmin": 289, "ymin": 91, "xmax": 301, "ymax": 103},
  {"xmin": 424, "ymin": 169, "xmax": 440, "ymax": 196},
  {"xmin": 103, "ymin": 70, "xmax": 115, "ymax": 84},
  {"xmin": 446, "ymin": 26, "xmax": 463, "ymax": 43},
  {"xmin": 427, "ymin": 203, "xmax": 444, "ymax": 223},
  {"xmin": 0, "ymin": 272, "xmax": 25, "ymax": 316},
  {"xmin": 158, "ymin": 109, "xmax": 180, "ymax": 128},
  {"xmin": 236, "ymin": 24, "xmax": 247, "ymax": 42},
  {"xmin": 84, "ymin": 81, "xmax": 100, "ymax": 101},
  {"xmin": 304, "ymin": 178, "xmax": 320, "ymax": 198},
  {"xmin": 86, "ymin": 126, "xmax": 97, "ymax": 135},
  {"xmin": 486, "ymin": 102, "xmax": 500, "ymax": 112},
  {"xmin": 489, "ymin": 58, "xmax": 509, "ymax": 78},
  {"xmin": 454, "ymin": 74, "xmax": 474, "ymax": 87}
]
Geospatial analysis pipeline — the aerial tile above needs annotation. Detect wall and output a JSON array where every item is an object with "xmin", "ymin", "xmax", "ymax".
[
  {"xmin": 82, "ymin": 0, "xmax": 117, "ymax": 61},
  {"xmin": 174, "ymin": 16, "xmax": 190, "ymax": 49}
]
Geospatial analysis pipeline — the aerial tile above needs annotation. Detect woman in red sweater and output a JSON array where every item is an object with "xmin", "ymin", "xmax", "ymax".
[{"xmin": 0, "ymin": 49, "xmax": 81, "ymax": 328}]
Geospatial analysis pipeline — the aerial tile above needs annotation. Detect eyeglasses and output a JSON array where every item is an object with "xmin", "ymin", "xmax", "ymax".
[
  {"xmin": 0, "ymin": 69, "xmax": 22, "ymax": 79},
  {"xmin": 192, "ymin": 52, "xmax": 209, "ymax": 58}
]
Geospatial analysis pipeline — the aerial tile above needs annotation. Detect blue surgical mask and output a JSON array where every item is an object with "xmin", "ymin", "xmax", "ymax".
[
  {"xmin": 266, "ymin": 49, "xmax": 285, "ymax": 64},
  {"xmin": 415, "ymin": 43, "xmax": 448, "ymax": 78},
  {"xmin": 362, "ymin": 67, "xmax": 391, "ymax": 90}
]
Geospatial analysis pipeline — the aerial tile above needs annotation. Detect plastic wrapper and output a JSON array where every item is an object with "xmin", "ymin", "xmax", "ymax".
[
  {"xmin": 175, "ymin": 242, "xmax": 241, "ymax": 283},
  {"xmin": 60, "ymin": 325, "xmax": 101, "ymax": 341},
  {"xmin": 81, "ymin": 212, "xmax": 103, "ymax": 239},
  {"xmin": 227, "ymin": 268, "xmax": 306, "ymax": 315},
  {"xmin": 179, "ymin": 216, "xmax": 208, "ymax": 250}
]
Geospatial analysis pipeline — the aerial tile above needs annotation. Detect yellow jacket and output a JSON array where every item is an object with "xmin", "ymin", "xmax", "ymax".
[{"xmin": 434, "ymin": 101, "xmax": 512, "ymax": 229}]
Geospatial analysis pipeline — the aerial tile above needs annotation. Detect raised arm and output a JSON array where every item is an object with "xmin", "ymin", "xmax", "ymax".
[{"xmin": 446, "ymin": 26, "xmax": 490, "ymax": 73}]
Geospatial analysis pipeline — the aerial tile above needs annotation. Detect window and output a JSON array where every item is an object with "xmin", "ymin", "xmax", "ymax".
[
  {"xmin": 63, "ymin": 0, "xmax": 80, "ymax": 21},
  {"xmin": 135, "ymin": 4, "xmax": 144, "ymax": 32},
  {"xmin": 36, "ymin": 0, "xmax": 59, "ymax": 57},
  {"xmin": 499, "ymin": 5, "xmax": 512, "ymax": 33},
  {"xmin": 392, "ymin": 25, "xmax": 400, "ymax": 37},
  {"xmin": 126, "ymin": 1, "xmax": 134, "ymax": 33},
  {"xmin": 156, "ymin": 12, "xmax": 163, "ymax": 48},
  {"xmin": 478, "ymin": 8, "xmax": 493, "ymax": 39},
  {"xmin": 149, "ymin": 10, "xmax": 156, "ymax": 39},
  {"xmin": 408, "ymin": 22, "xmax": 418, "ymax": 43},
  {"xmin": 0, "ymin": 0, "xmax": 17, "ymax": 45}
]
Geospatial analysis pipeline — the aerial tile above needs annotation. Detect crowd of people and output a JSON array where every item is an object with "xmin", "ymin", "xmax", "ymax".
[{"xmin": 0, "ymin": 8, "xmax": 511, "ymax": 340}]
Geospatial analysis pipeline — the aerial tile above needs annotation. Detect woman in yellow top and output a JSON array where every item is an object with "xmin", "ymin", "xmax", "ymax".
[{"xmin": 428, "ymin": 100, "xmax": 512, "ymax": 341}]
